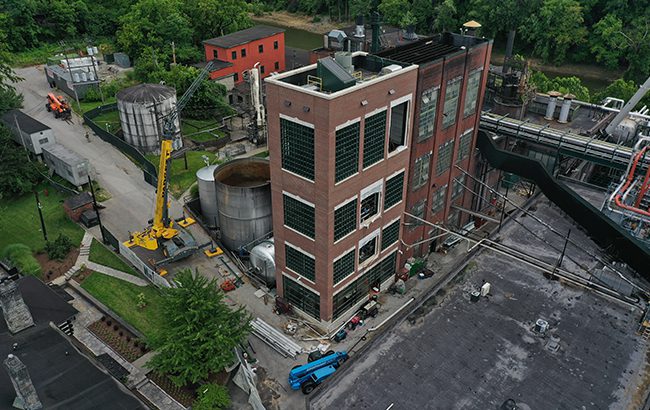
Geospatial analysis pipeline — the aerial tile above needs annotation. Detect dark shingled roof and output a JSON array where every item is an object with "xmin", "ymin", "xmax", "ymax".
[
  {"xmin": 0, "ymin": 277, "xmax": 146, "ymax": 409},
  {"xmin": 203, "ymin": 25, "xmax": 284, "ymax": 48},
  {"xmin": 63, "ymin": 191, "xmax": 93, "ymax": 210},
  {"xmin": 0, "ymin": 109, "xmax": 50, "ymax": 134}
]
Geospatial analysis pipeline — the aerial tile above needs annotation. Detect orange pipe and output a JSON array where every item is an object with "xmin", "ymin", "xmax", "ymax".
[{"xmin": 614, "ymin": 146, "xmax": 650, "ymax": 217}]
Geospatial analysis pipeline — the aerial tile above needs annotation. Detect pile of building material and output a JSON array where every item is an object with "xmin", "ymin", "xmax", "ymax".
[{"xmin": 250, "ymin": 318, "xmax": 303, "ymax": 358}]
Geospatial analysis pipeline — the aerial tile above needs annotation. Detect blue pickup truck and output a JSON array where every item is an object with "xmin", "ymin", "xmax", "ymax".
[{"xmin": 288, "ymin": 351, "xmax": 349, "ymax": 394}]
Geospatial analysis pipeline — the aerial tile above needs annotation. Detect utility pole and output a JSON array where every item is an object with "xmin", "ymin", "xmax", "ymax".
[
  {"xmin": 88, "ymin": 43, "xmax": 104, "ymax": 102},
  {"xmin": 88, "ymin": 175, "xmax": 105, "ymax": 243},
  {"xmin": 34, "ymin": 190, "xmax": 48, "ymax": 242},
  {"xmin": 557, "ymin": 229, "xmax": 571, "ymax": 268},
  {"xmin": 14, "ymin": 114, "xmax": 31, "ymax": 162},
  {"xmin": 61, "ymin": 42, "xmax": 80, "ymax": 110}
]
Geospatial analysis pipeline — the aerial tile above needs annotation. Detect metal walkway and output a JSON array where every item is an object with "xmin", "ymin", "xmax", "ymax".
[{"xmin": 479, "ymin": 112, "xmax": 643, "ymax": 170}]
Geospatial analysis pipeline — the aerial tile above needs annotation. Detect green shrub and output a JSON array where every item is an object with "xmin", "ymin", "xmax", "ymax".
[
  {"xmin": 45, "ymin": 233, "xmax": 74, "ymax": 260},
  {"xmin": 193, "ymin": 384, "xmax": 230, "ymax": 410},
  {"xmin": 1, "ymin": 244, "xmax": 41, "ymax": 276}
]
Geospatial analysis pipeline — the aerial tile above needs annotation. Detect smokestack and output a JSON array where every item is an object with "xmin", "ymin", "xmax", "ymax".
[
  {"xmin": 404, "ymin": 25, "xmax": 418, "ymax": 41},
  {"xmin": 4, "ymin": 354, "xmax": 42, "ymax": 410},
  {"xmin": 502, "ymin": 29, "xmax": 516, "ymax": 73},
  {"xmin": 355, "ymin": 15, "xmax": 365, "ymax": 38},
  {"xmin": 545, "ymin": 91, "xmax": 561, "ymax": 120},
  {"xmin": 371, "ymin": 12, "xmax": 381, "ymax": 53},
  {"xmin": 558, "ymin": 94, "xmax": 574, "ymax": 123}
]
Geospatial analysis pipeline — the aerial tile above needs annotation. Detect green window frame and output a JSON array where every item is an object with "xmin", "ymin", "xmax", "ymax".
[
  {"xmin": 457, "ymin": 129, "xmax": 473, "ymax": 162},
  {"xmin": 409, "ymin": 199, "xmax": 425, "ymax": 230},
  {"xmin": 381, "ymin": 219, "xmax": 400, "ymax": 250},
  {"xmin": 280, "ymin": 118, "xmax": 315, "ymax": 180},
  {"xmin": 332, "ymin": 252, "xmax": 396, "ymax": 319},
  {"xmin": 333, "ymin": 249, "xmax": 355, "ymax": 284},
  {"xmin": 363, "ymin": 110, "xmax": 386, "ymax": 168},
  {"xmin": 285, "ymin": 245, "xmax": 315, "ymax": 281},
  {"xmin": 411, "ymin": 153, "xmax": 431, "ymax": 190},
  {"xmin": 418, "ymin": 87, "xmax": 439, "ymax": 142},
  {"xmin": 384, "ymin": 171, "xmax": 404, "ymax": 210},
  {"xmin": 435, "ymin": 139, "xmax": 454, "ymax": 176},
  {"xmin": 463, "ymin": 69, "xmax": 482, "ymax": 117},
  {"xmin": 442, "ymin": 78, "xmax": 462, "ymax": 129},
  {"xmin": 283, "ymin": 277, "xmax": 320, "ymax": 319},
  {"xmin": 431, "ymin": 184, "xmax": 447, "ymax": 214},
  {"xmin": 334, "ymin": 199, "xmax": 357, "ymax": 241},
  {"xmin": 451, "ymin": 175, "xmax": 466, "ymax": 200},
  {"xmin": 335, "ymin": 122, "xmax": 360, "ymax": 183},
  {"xmin": 283, "ymin": 194, "xmax": 315, "ymax": 239}
]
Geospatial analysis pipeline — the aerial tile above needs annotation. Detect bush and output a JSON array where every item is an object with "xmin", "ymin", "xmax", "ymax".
[
  {"xmin": 1, "ymin": 244, "xmax": 41, "ymax": 276},
  {"xmin": 193, "ymin": 384, "xmax": 230, "ymax": 410},
  {"xmin": 45, "ymin": 233, "xmax": 74, "ymax": 261}
]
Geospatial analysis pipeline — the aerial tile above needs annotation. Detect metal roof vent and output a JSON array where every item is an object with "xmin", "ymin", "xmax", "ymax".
[{"xmin": 533, "ymin": 318, "xmax": 549, "ymax": 335}]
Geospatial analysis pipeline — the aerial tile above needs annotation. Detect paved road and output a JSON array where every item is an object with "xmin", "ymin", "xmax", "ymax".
[{"xmin": 13, "ymin": 66, "xmax": 186, "ymax": 241}]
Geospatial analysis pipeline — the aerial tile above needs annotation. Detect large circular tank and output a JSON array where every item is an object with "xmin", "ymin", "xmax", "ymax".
[
  {"xmin": 250, "ymin": 238, "xmax": 275, "ymax": 287},
  {"xmin": 196, "ymin": 165, "xmax": 219, "ymax": 228},
  {"xmin": 215, "ymin": 158, "xmax": 272, "ymax": 251},
  {"xmin": 116, "ymin": 84, "xmax": 181, "ymax": 153}
]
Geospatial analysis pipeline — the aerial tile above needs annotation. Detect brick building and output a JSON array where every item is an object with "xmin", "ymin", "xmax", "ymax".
[
  {"xmin": 266, "ymin": 53, "xmax": 418, "ymax": 324},
  {"xmin": 203, "ymin": 25, "xmax": 286, "ymax": 85},
  {"xmin": 377, "ymin": 33, "xmax": 492, "ymax": 260}
]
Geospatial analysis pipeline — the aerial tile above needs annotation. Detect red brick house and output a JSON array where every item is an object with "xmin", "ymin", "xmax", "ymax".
[
  {"xmin": 63, "ymin": 192, "xmax": 93, "ymax": 222},
  {"xmin": 203, "ymin": 25, "xmax": 286, "ymax": 85}
]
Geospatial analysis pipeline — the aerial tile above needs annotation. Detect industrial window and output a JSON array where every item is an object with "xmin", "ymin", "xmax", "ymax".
[
  {"xmin": 435, "ymin": 139, "xmax": 454, "ymax": 176},
  {"xmin": 234, "ymin": 73, "xmax": 239, "ymax": 82},
  {"xmin": 259, "ymin": 44, "xmax": 264, "ymax": 53},
  {"xmin": 360, "ymin": 181, "xmax": 382, "ymax": 223},
  {"xmin": 411, "ymin": 153, "xmax": 431, "ymax": 191},
  {"xmin": 388, "ymin": 101, "xmax": 408, "ymax": 153},
  {"xmin": 381, "ymin": 219, "xmax": 400, "ymax": 250},
  {"xmin": 275, "ymin": 61, "xmax": 279, "ymax": 70},
  {"xmin": 285, "ymin": 245, "xmax": 315, "ymax": 281},
  {"xmin": 212, "ymin": 50, "xmax": 218, "ymax": 59},
  {"xmin": 332, "ymin": 252, "xmax": 396, "ymax": 319},
  {"xmin": 283, "ymin": 194, "xmax": 315, "ymax": 239},
  {"xmin": 363, "ymin": 110, "xmax": 386, "ymax": 168},
  {"xmin": 457, "ymin": 129, "xmax": 473, "ymax": 162},
  {"xmin": 260, "ymin": 66, "xmax": 265, "ymax": 74},
  {"xmin": 241, "ymin": 48, "xmax": 247, "ymax": 57},
  {"xmin": 333, "ymin": 249, "xmax": 355, "ymax": 285},
  {"xmin": 231, "ymin": 51, "xmax": 237, "ymax": 60},
  {"xmin": 335, "ymin": 122, "xmax": 360, "ymax": 183},
  {"xmin": 283, "ymin": 277, "xmax": 320, "ymax": 319},
  {"xmin": 39, "ymin": 138, "xmax": 48, "ymax": 144},
  {"xmin": 384, "ymin": 171, "xmax": 404, "ymax": 210},
  {"xmin": 359, "ymin": 231, "xmax": 379, "ymax": 265},
  {"xmin": 447, "ymin": 210, "xmax": 460, "ymax": 228},
  {"xmin": 442, "ymin": 77, "xmax": 462, "ymax": 129},
  {"xmin": 431, "ymin": 184, "xmax": 447, "ymax": 214},
  {"xmin": 452, "ymin": 175, "xmax": 466, "ymax": 200},
  {"xmin": 334, "ymin": 199, "xmax": 357, "ymax": 241},
  {"xmin": 418, "ymin": 87, "xmax": 439, "ymax": 142},
  {"xmin": 274, "ymin": 40, "xmax": 279, "ymax": 49},
  {"xmin": 280, "ymin": 118, "xmax": 315, "ymax": 180},
  {"xmin": 463, "ymin": 69, "xmax": 482, "ymax": 117},
  {"xmin": 409, "ymin": 199, "xmax": 425, "ymax": 230}
]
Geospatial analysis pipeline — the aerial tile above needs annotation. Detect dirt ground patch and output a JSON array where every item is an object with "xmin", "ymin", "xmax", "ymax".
[
  {"xmin": 252, "ymin": 11, "xmax": 340, "ymax": 33},
  {"xmin": 36, "ymin": 247, "xmax": 79, "ymax": 282},
  {"xmin": 255, "ymin": 366, "xmax": 282, "ymax": 410}
]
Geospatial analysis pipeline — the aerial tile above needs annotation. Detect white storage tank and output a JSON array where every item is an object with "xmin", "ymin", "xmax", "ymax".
[
  {"xmin": 116, "ymin": 84, "xmax": 181, "ymax": 153},
  {"xmin": 196, "ymin": 164, "xmax": 219, "ymax": 228},
  {"xmin": 250, "ymin": 239, "xmax": 275, "ymax": 287}
]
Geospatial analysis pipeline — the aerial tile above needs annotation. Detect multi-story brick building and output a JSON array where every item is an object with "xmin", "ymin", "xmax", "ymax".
[
  {"xmin": 265, "ymin": 53, "xmax": 418, "ymax": 324},
  {"xmin": 377, "ymin": 33, "xmax": 492, "ymax": 259},
  {"xmin": 203, "ymin": 25, "xmax": 286, "ymax": 84}
]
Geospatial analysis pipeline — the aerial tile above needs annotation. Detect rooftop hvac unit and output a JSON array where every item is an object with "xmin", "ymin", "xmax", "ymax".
[
  {"xmin": 379, "ymin": 64, "xmax": 402, "ymax": 76},
  {"xmin": 534, "ymin": 318, "xmax": 549, "ymax": 334}
]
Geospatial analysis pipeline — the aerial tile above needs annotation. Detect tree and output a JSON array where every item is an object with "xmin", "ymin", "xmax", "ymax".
[
  {"xmin": 193, "ymin": 384, "xmax": 231, "ymax": 410},
  {"xmin": 117, "ymin": 0, "xmax": 193, "ymax": 59},
  {"xmin": 432, "ymin": 0, "xmax": 458, "ymax": 33},
  {"xmin": 147, "ymin": 270, "xmax": 251, "ymax": 386},
  {"xmin": 377, "ymin": 0, "xmax": 410, "ymax": 27},
  {"xmin": 593, "ymin": 78, "xmax": 650, "ymax": 109},
  {"xmin": 0, "ymin": 126, "xmax": 45, "ymax": 198},
  {"xmin": 528, "ymin": 71, "xmax": 590, "ymax": 102},
  {"xmin": 521, "ymin": 0, "xmax": 587, "ymax": 64},
  {"xmin": 183, "ymin": 0, "xmax": 252, "ymax": 44}
]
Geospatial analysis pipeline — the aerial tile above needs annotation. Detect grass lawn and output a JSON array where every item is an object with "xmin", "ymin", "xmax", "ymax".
[
  {"xmin": 89, "ymin": 239, "xmax": 138, "ymax": 276},
  {"xmin": 81, "ymin": 272, "xmax": 165, "ymax": 340},
  {"xmin": 147, "ymin": 150, "xmax": 219, "ymax": 198},
  {"xmin": 0, "ymin": 187, "xmax": 84, "ymax": 252},
  {"xmin": 73, "ymin": 96, "xmax": 117, "ymax": 116},
  {"xmin": 91, "ymin": 108, "xmax": 121, "ymax": 133},
  {"xmin": 181, "ymin": 119, "xmax": 225, "ymax": 143}
]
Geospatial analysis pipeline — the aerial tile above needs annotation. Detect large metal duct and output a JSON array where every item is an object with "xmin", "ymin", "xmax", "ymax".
[
  {"xmin": 249, "ymin": 238, "xmax": 275, "ymax": 287},
  {"xmin": 215, "ymin": 158, "xmax": 272, "ymax": 251}
]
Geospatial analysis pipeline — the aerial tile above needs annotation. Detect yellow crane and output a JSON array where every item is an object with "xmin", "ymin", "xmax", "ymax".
[{"xmin": 124, "ymin": 61, "xmax": 216, "ymax": 259}]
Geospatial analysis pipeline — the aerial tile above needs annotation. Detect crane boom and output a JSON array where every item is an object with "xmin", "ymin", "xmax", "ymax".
[{"xmin": 605, "ymin": 75, "xmax": 650, "ymax": 136}]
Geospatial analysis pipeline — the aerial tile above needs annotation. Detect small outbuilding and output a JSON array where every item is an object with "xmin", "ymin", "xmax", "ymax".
[
  {"xmin": 0, "ymin": 109, "xmax": 55, "ymax": 155},
  {"xmin": 42, "ymin": 144, "xmax": 92, "ymax": 187},
  {"xmin": 63, "ymin": 192, "xmax": 94, "ymax": 222}
]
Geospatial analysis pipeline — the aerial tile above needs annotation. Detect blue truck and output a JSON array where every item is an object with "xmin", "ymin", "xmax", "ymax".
[{"xmin": 288, "ymin": 351, "xmax": 349, "ymax": 394}]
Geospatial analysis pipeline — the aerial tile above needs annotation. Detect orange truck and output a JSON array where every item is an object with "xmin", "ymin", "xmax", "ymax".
[{"xmin": 46, "ymin": 93, "xmax": 71, "ymax": 119}]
